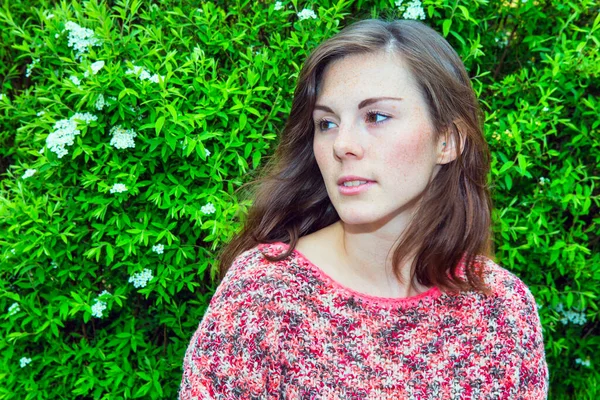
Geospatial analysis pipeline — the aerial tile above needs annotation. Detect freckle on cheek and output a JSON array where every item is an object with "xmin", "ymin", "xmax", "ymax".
[{"xmin": 390, "ymin": 137, "xmax": 426, "ymax": 166}]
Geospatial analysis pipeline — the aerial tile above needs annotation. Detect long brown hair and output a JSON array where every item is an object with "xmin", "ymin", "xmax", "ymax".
[{"xmin": 217, "ymin": 19, "xmax": 493, "ymax": 295}]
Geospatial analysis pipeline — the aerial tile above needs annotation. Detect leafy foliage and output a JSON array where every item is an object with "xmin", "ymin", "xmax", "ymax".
[{"xmin": 0, "ymin": 0, "xmax": 598, "ymax": 398}]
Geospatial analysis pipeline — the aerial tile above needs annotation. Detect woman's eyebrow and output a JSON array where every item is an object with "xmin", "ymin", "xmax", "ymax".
[{"xmin": 313, "ymin": 97, "xmax": 403, "ymax": 113}]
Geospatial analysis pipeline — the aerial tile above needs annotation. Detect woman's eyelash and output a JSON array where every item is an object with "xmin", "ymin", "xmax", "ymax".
[
  {"xmin": 315, "ymin": 110, "xmax": 390, "ymax": 131},
  {"xmin": 365, "ymin": 110, "xmax": 390, "ymax": 125},
  {"xmin": 316, "ymin": 118, "xmax": 335, "ymax": 131}
]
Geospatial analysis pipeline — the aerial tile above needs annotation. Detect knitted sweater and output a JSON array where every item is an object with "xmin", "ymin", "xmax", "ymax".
[{"xmin": 179, "ymin": 242, "xmax": 549, "ymax": 399}]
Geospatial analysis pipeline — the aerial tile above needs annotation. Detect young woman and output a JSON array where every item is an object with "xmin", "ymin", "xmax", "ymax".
[{"xmin": 179, "ymin": 19, "xmax": 549, "ymax": 399}]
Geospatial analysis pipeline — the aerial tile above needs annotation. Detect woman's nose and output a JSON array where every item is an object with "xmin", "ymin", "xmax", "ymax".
[{"xmin": 333, "ymin": 122, "xmax": 364, "ymax": 160}]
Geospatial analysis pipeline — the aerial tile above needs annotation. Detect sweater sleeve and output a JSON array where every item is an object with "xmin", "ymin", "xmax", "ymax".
[
  {"xmin": 512, "ymin": 279, "xmax": 550, "ymax": 399},
  {"xmin": 178, "ymin": 254, "xmax": 282, "ymax": 400}
]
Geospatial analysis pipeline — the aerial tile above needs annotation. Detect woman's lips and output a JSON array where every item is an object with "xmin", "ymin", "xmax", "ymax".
[{"xmin": 338, "ymin": 181, "xmax": 376, "ymax": 195}]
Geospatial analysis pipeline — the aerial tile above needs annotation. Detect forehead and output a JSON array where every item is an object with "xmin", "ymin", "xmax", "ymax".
[{"xmin": 316, "ymin": 51, "xmax": 420, "ymax": 103}]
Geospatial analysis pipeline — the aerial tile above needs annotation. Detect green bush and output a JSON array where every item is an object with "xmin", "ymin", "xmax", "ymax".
[{"xmin": 0, "ymin": 0, "xmax": 598, "ymax": 398}]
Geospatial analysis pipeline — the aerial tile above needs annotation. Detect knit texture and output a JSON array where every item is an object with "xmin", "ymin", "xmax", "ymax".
[{"xmin": 179, "ymin": 242, "xmax": 549, "ymax": 399}]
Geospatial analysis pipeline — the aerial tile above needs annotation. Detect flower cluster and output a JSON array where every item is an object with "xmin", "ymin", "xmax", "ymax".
[
  {"xmin": 26, "ymin": 58, "xmax": 40, "ymax": 78},
  {"xmin": 495, "ymin": 32, "xmax": 509, "ymax": 47},
  {"xmin": 46, "ymin": 112, "xmax": 98, "ymax": 158},
  {"xmin": 91, "ymin": 298, "xmax": 107, "ymax": 318},
  {"xmin": 297, "ymin": 8, "xmax": 317, "ymax": 20},
  {"xmin": 19, "ymin": 357, "xmax": 32, "ymax": 368},
  {"xmin": 152, "ymin": 244, "xmax": 164, "ymax": 254},
  {"xmin": 274, "ymin": 1, "xmax": 284, "ymax": 11},
  {"xmin": 398, "ymin": 0, "xmax": 426, "ymax": 20},
  {"xmin": 84, "ymin": 60, "xmax": 105, "ymax": 77},
  {"xmin": 201, "ymin": 202, "xmax": 216, "ymax": 215},
  {"xmin": 125, "ymin": 65, "xmax": 163, "ymax": 83},
  {"xmin": 555, "ymin": 302, "xmax": 587, "ymax": 325},
  {"xmin": 8, "ymin": 303, "xmax": 20, "ymax": 316},
  {"xmin": 64, "ymin": 21, "xmax": 101, "ymax": 60},
  {"xmin": 109, "ymin": 183, "xmax": 127, "ymax": 194},
  {"xmin": 99, "ymin": 290, "xmax": 111, "ymax": 299},
  {"xmin": 95, "ymin": 94, "xmax": 105, "ymax": 110},
  {"xmin": 539, "ymin": 177, "xmax": 550, "ymax": 186},
  {"xmin": 575, "ymin": 358, "xmax": 591, "ymax": 367},
  {"xmin": 129, "ymin": 269, "xmax": 154, "ymax": 288},
  {"xmin": 22, "ymin": 169, "xmax": 36, "ymax": 179},
  {"xmin": 109, "ymin": 125, "xmax": 137, "ymax": 149}
]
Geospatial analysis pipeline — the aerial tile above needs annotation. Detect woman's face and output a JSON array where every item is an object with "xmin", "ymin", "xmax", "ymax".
[{"xmin": 312, "ymin": 51, "xmax": 447, "ymax": 229}]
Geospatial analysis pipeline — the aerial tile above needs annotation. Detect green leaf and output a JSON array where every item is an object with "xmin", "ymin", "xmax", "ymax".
[
  {"xmin": 505, "ymin": 174, "xmax": 512, "ymax": 190},
  {"xmin": 155, "ymin": 116, "xmax": 165, "ymax": 136},
  {"xmin": 239, "ymin": 113, "xmax": 247, "ymax": 130},
  {"xmin": 443, "ymin": 19, "xmax": 452, "ymax": 37}
]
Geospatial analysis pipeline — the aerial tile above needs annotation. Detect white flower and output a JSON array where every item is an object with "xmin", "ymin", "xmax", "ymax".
[
  {"xmin": 274, "ymin": 1, "xmax": 284, "ymax": 10},
  {"xmin": 152, "ymin": 244, "xmax": 164, "ymax": 254},
  {"xmin": 543, "ymin": 106, "xmax": 549, "ymax": 112},
  {"xmin": 19, "ymin": 357, "xmax": 32, "ymax": 368},
  {"xmin": 539, "ymin": 177, "xmax": 550, "ymax": 186},
  {"xmin": 109, "ymin": 183, "xmax": 127, "ymax": 194},
  {"xmin": 126, "ymin": 65, "xmax": 163, "ymax": 83},
  {"xmin": 22, "ymin": 169, "xmax": 37, "ymax": 179},
  {"xmin": 55, "ymin": 33, "xmax": 60, "ymax": 38},
  {"xmin": 95, "ymin": 94, "xmax": 105, "ymax": 110},
  {"xmin": 8, "ymin": 303, "xmax": 20, "ymax": 316},
  {"xmin": 575, "ymin": 358, "xmax": 591, "ymax": 367},
  {"xmin": 395, "ymin": 0, "xmax": 404, "ymax": 6},
  {"xmin": 10, "ymin": 249, "xmax": 15, "ymax": 254},
  {"xmin": 201, "ymin": 202, "xmax": 216, "ymax": 215},
  {"xmin": 205, "ymin": 148, "xmax": 211, "ymax": 157},
  {"xmin": 148, "ymin": 74, "xmax": 161, "ymax": 84},
  {"xmin": 26, "ymin": 58, "xmax": 40, "ymax": 78},
  {"xmin": 39, "ymin": 147, "xmax": 45, "ymax": 154},
  {"xmin": 71, "ymin": 112, "xmax": 97, "ymax": 124},
  {"xmin": 139, "ymin": 70, "xmax": 151, "ymax": 81},
  {"xmin": 125, "ymin": 65, "xmax": 143, "ymax": 75},
  {"xmin": 109, "ymin": 125, "xmax": 137, "ymax": 149},
  {"xmin": 91, "ymin": 299, "xmax": 107, "ymax": 318},
  {"xmin": 99, "ymin": 290, "xmax": 111, "ymax": 298},
  {"xmin": 51, "ymin": 260, "xmax": 58, "ymax": 269},
  {"xmin": 69, "ymin": 75, "xmax": 81, "ymax": 86},
  {"xmin": 64, "ymin": 21, "xmax": 101, "ymax": 60},
  {"xmin": 402, "ymin": 0, "xmax": 426, "ymax": 20},
  {"xmin": 128, "ymin": 268, "xmax": 154, "ymax": 288},
  {"xmin": 297, "ymin": 8, "xmax": 317, "ymax": 20},
  {"xmin": 555, "ymin": 303, "xmax": 587, "ymax": 325},
  {"xmin": 37, "ymin": 111, "xmax": 45, "ymax": 116},
  {"xmin": 44, "ymin": 114, "xmax": 90, "ymax": 158},
  {"xmin": 47, "ymin": 13, "xmax": 55, "ymax": 19},
  {"xmin": 90, "ymin": 60, "xmax": 105, "ymax": 75}
]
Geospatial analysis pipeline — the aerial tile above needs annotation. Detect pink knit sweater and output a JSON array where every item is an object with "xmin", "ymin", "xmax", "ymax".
[{"xmin": 179, "ymin": 242, "xmax": 549, "ymax": 399}]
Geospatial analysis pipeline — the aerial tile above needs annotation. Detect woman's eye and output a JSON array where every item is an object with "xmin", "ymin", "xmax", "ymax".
[
  {"xmin": 366, "ymin": 111, "xmax": 389, "ymax": 124},
  {"xmin": 317, "ymin": 119, "xmax": 336, "ymax": 131}
]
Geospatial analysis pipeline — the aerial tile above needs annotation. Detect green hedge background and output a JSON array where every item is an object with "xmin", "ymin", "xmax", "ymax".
[{"xmin": 0, "ymin": 0, "xmax": 598, "ymax": 398}]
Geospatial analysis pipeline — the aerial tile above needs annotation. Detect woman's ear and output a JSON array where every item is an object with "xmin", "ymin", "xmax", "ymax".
[{"xmin": 437, "ymin": 120, "xmax": 467, "ymax": 165}]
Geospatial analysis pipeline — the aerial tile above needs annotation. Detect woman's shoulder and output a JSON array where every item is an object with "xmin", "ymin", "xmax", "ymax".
[
  {"xmin": 211, "ymin": 243, "xmax": 298, "ymax": 305},
  {"xmin": 473, "ymin": 255, "xmax": 541, "ymax": 313}
]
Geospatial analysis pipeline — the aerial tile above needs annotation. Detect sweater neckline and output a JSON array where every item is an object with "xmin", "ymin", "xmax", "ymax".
[{"xmin": 269, "ymin": 241, "xmax": 443, "ymax": 309}]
